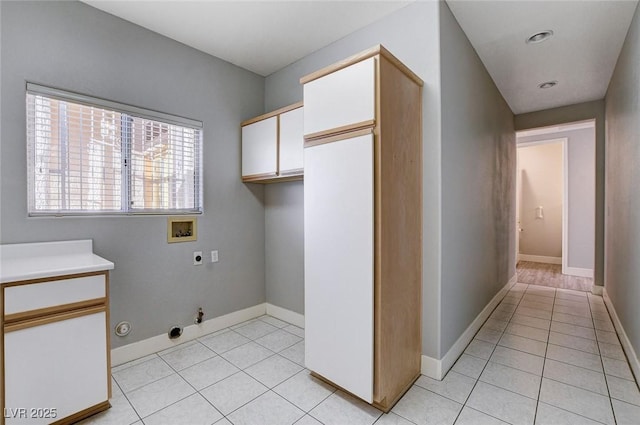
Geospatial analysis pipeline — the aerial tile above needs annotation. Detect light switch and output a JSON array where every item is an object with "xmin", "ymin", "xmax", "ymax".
[
  {"xmin": 211, "ymin": 250, "xmax": 219, "ymax": 263},
  {"xmin": 536, "ymin": 206, "xmax": 544, "ymax": 219}
]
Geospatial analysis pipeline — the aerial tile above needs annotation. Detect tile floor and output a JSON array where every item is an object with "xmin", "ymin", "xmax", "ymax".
[{"xmin": 81, "ymin": 283, "xmax": 640, "ymax": 425}]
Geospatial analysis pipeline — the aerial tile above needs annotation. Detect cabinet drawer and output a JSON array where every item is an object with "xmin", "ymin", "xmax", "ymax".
[
  {"xmin": 4, "ymin": 274, "xmax": 106, "ymax": 317},
  {"xmin": 303, "ymin": 57, "xmax": 376, "ymax": 138}
]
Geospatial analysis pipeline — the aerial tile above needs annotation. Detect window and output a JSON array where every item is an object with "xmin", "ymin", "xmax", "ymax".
[{"xmin": 26, "ymin": 84, "xmax": 202, "ymax": 216}]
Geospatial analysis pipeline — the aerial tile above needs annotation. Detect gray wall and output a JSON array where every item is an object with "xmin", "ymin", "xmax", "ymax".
[
  {"xmin": 515, "ymin": 100, "xmax": 605, "ymax": 286},
  {"xmin": 518, "ymin": 128, "xmax": 596, "ymax": 270},
  {"xmin": 264, "ymin": 1, "xmax": 443, "ymax": 358},
  {"xmin": 604, "ymin": 1, "xmax": 640, "ymax": 364},
  {"xmin": 264, "ymin": 1, "xmax": 517, "ymax": 360},
  {"xmin": 264, "ymin": 181, "xmax": 304, "ymax": 314},
  {"xmin": 0, "ymin": 1, "xmax": 266, "ymax": 348},
  {"xmin": 439, "ymin": 2, "xmax": 516, "ymax": 356}
]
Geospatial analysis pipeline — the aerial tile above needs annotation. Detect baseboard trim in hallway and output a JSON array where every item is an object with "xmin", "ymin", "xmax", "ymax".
[
  {"xmin": 565, "ymin": 266, "xmax": 594, "ymax": 278},
  {"xmin": 420, "ymin": 273, "xmax": 518, "ymax": 380},
  {"xmin": 518, "ymin": 254, "xmax": 562, "ymax": 264},
  {"xmin": 604, "ymin": 288, "xmax": 640, "ymax": 383}
]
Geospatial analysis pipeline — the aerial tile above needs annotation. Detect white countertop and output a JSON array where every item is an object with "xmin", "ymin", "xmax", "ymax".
[{"xmin": 0, "ymin": 240, "xmax": 114, "ymax": 283}]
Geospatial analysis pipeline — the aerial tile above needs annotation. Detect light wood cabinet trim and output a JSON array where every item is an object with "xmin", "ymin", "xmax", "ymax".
[
  {"xmin": 276, "ymin": 114, "xmax": 281, "ymax": 179},
  {"xmin": 105, "ymin": 272, "xmax": 112, "ymax": 399},
  {"xmin": 1, "ymin": 285, "xmax": 4, "ymax": 425},
  {"xmin": 300, "ymin": 45, "xmax": 423, "ymax": 87},
  {"xmin": 242, "ymin": 172, "xmax": 278, "ymax": 182},
  {"xmin": 50, "ymin": 400, "xmax": 110, "ymax": 425},
  {"xmin": 304, "ymin": 128, "xmax": 373, "ymax": 148},
  {"xmin": 4, "ymin": 297, "xmax": 106, "ymax": 324},
  {"xmin": 304, "ymin": 120, "xmax": 375, "ymax": 142},
  {"xmin": 4, "ymin": 305, "xmax": 105, "ymax": 333},
  {"xmin": 241, "ymin": 101, "xmax": 303, "ymax": 127},
  {"xmin": 2, "ymin": 270, "xmax": 108, "ymax": 288},
  {"xmin": 372, "ymin": 54, "xmax": 423, "ymax": 410},
  {"xmin": 279, "ymin": 168, "xmax": 304, "ymax": 176}
]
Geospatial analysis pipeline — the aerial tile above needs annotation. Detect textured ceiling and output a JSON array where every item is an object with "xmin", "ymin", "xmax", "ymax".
[
  {"xmin": 82, "ymin": 1, "xmax": 412, "ymax": 77},
  {"xmin": 446, "ymin": 0, "xmax": 638, "ymax": 114}
]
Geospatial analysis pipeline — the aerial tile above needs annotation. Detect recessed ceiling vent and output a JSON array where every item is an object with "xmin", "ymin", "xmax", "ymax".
[
  {"xmin": 538, "ymin": 81, "xmax": 558, "ymax": 89},
  {"xmin": 526, "ymin": 30, "xmax": 554, "ymax": 44}
]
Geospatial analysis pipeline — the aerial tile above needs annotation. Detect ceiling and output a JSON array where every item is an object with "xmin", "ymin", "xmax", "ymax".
[
  {"xmin": 82, "ymin": 0, "xmax": 638, "ymax": 115},
  {"xmin": 81, "ymin": 1, "xmax": 412, "ymax": 77},
  {"xmin": 446, "ymin": 0, "xmax": 638, "ymax": 114}
]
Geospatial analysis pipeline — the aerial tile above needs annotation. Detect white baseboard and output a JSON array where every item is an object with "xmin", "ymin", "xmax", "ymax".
[
  {"xmin": 518, "ymin": 254, "xmax": 562, "ymax": 265},
  {"xmin": 266, "ymin": 303, "xmax": 305, "ymax": 328},
  {"xmin": 591, "ymin": 285, "xmax": 603, "ymax": 295},
  {"xmin": 564, "ymin": 267, "xmax": 594, "ymax": 278},
  {"xmin": 421, "ymin": 273, "xmax": 517, "ymax": 380},
  {"xmin": 603, "ymin": 288, "xmax": 640, "ymax": 383},
  {"xmin": 111, "ymin": 303, "xmax": 267, "ymax": 366}
]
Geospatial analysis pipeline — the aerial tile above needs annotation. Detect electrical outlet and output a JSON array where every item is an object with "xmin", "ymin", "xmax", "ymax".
[
  {"xmin": 211, "ymin": 250, "xmax": 219, "ymax": 263},
  {"xmin": 193, "ymin": 251, "xmax": 203, "ymax": 265}
]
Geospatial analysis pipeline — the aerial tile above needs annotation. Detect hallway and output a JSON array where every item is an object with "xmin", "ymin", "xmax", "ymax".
[{"xmin": 517, "ymin": 261, "xmax": 593, "ymax": 291}]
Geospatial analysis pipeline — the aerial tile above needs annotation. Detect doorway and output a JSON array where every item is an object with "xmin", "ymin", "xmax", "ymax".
[{"xmin": 515, "ymin": 120, "xmax": 596, "ymax": 291}]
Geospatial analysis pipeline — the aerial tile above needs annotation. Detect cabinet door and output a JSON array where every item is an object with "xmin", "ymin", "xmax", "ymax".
[
  {"xmin": 304, "ymin": 133, "xmax": 374, "ymax": 403},
  {"xmin": 278, "ymin": 107, "xmax": 304, "ymax": 175},
  {"xmin": 4, "ymin": 311, "xmax": 108, "ymax": 424},
  {"xmin": 241, "ymin": 116, "xmax": 277, "ymax": 178},
  {"xmin": 303, "ymin": 57, "xmax": 376, "ymax": 137}
]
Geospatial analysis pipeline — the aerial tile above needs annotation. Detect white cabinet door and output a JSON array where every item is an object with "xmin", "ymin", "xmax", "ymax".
[
  {"xmin": 304, "ymin": 133, "xmax": 374, "ymax": 403},
  {"xmin": 4, "ymin": 311, "xmax": 108, "ymax": 424},
  {"xmin": 303, "ymin": 57, "xmax": 376, "ymax": 137},
  {"xmin": 279, "ymin": 107, "xmax": 304, "ymax": 174},
  {"xmin": 241, "ymin": 116, "xmax": 277, "ymax": 177}
]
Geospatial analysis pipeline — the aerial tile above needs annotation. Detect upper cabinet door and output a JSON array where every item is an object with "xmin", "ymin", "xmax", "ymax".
[
  {"xmin": 279, "ymin": 107, "xmax": 304, "ymax": 174},
  {"xmin": 303, "ymin": 57, "xmax": 376, "ymax": 138},
  {"xmin": 241, "ymin": 116, "xmax": 278, "ymax": 178}
]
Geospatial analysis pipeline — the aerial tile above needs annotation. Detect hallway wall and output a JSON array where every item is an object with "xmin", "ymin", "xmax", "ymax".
[
  {"xmin": 439, "ymin": 2, "xmax": 516, "ymax": 357},
  {"xmin": 604, "ymin": 1, "xmax": 640, "ymax": 368},
  {"xmin": 515, "ymin": 101, "xmax": 605, "ymax": 286}
]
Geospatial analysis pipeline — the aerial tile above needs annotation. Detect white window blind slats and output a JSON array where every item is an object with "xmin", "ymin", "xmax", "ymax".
[{"xmin": 26, "ymin": 87, "xmax": 202, "ymax": 216}]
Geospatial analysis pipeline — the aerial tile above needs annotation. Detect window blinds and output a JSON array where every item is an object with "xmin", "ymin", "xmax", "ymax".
[{"xmin": 26, "ymin": 84, "xmax": 203, "ymax": 216}]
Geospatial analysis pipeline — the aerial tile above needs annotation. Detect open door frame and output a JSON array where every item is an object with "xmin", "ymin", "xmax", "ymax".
[{"xmin": 516, "ymin": 137, "xmax": 568, "ymax": 274}]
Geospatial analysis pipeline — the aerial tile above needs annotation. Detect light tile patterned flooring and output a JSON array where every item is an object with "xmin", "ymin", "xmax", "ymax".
[{"xmin": 82, "ymin": 284, "xmax": 640, "ymax": 425}]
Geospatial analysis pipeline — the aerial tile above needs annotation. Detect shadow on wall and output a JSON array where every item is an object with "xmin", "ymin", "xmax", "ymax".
[{"xmin": 493, "ymin": 131, "xmax": 516, "ymax": 279}]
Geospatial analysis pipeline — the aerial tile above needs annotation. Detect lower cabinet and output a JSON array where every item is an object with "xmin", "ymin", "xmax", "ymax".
[
  {"xmin": 2, "ymin": 271, "xmax": 111, "ymax": 425},
  {"xmin": 4, "ymin": 310, "xmax": 109, "ymax": 425}
]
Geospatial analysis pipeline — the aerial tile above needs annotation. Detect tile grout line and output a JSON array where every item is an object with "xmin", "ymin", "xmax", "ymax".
[
  {"xmin": 111, "ymin": 315, "xmax": 301, "ymax": 425},
  {"xmin": 532, "ymin": 286, "xmax": 555, "ymax": 425},
  {"xmin": 589, "ymin": 292, "xmax": 619, "ymax": 425},
  {"xmin": 451, "ymin": 283, "xmax": 529, "ymax": 425}
]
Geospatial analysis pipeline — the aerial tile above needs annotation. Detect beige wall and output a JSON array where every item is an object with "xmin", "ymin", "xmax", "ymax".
[{"xmin": 518, "ymin": 143, "xmax": 563, "ymax": 258}]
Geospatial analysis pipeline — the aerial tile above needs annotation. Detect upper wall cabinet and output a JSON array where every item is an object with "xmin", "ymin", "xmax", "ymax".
[
  {"xmin": 303, "ymin": 57, "xmax": 375, "ymax": 139},
  {"xmin": 241, "ymin": 102, "xmax": 304, "ymax": 183}
]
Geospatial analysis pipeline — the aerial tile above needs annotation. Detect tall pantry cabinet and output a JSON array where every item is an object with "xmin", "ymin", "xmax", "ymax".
[{"xmin": 302, "ymin": 45, "xmax": 423, "ymax": 411}]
